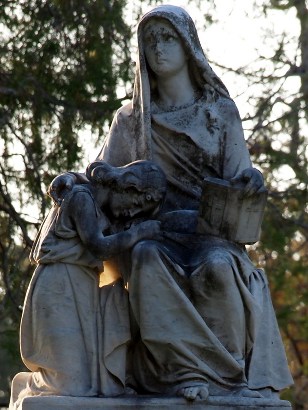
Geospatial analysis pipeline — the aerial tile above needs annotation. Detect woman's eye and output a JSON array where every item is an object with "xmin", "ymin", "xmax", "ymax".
[
  {"xmin": 144, "ymin": 35, "xmax": 154, "ymax": 45},
  {"xmin": 163, "ymin": 34, "xmax": 173, "ymax": 42},
  {"xmin": 165, "ymin": 32, "xmax": 178, "ymax": 42}
]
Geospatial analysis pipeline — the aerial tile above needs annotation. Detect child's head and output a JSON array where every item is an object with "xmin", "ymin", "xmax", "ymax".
[{"xmin": 86, "ymin": 160, "xmax": 166, "ymax": 218}]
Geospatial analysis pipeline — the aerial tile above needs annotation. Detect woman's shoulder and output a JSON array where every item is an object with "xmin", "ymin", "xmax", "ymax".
[
  {"xmin": 202, "ymin": 93, "xmax": 241, "ymax": 124},
  {"xmin": 108, "ymin": 101, "xmax": 135, "ymax": 134},
  {"xmin": 215, "ymin": 95, "xmax": 240, "ymax": 116},
  {"xmin": 201, "ymin": 88, "xmax": 237, "ymax": 111},
  {"xmin": 114, "ymin": 101, "xmax": 133, "ymax": 121}
]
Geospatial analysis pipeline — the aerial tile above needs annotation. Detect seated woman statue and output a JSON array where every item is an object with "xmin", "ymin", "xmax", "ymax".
[
  {"xmin": 49, "ymin": 5, "xmax": 293, "ymax": 402},
  {"xmin": 10, "ymin": 160, "xmax": 166, "ymax": 409}
]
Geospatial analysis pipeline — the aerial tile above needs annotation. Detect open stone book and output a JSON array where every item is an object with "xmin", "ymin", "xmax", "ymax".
[{"xmin": 197, "ymin": 177, "xmax": 268, "ymax": 244}]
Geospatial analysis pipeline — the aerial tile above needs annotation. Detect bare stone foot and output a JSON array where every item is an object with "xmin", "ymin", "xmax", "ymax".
[
  {"xmin": 232, "ymin": 387, "xmax": 263, "ymax": 398},
  {"xmin": 209, "ymin": 382, "xmax": 265, "ymax": 398},
  {"xmin": 177, "ymin": 384, "xmax": 209, "ymax": 401},
  {"xmin": 124, "ymin": 386, "xmax": 138, "ymax": 396}
]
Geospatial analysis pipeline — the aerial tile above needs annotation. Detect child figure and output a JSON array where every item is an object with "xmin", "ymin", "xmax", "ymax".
[{"xmin": 10, "ymin": 160, "xmax": 166, "ymax": 408}]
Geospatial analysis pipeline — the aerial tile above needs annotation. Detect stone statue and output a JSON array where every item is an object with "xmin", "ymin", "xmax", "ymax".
[
  {"xmin": 10, "ymin": 160, "xmax": 166, "ymax": 408},
  {"xmin": 98, "ymin": 5, "xmax": 293, "ymax": 401},
  {"xmin": 12, "ymin": 4, "xmax": 293, "ymax": 409}
]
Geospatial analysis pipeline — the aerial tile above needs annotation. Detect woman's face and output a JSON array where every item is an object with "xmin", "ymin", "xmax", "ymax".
[{"xmin": 143, "ymin": 18, "xmax": 188, "ymax": 79}]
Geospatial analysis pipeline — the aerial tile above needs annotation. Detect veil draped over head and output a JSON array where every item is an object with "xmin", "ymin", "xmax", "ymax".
[{"xmin": 131, "ymin": 5, "xmax": 230, "ymax": 160}]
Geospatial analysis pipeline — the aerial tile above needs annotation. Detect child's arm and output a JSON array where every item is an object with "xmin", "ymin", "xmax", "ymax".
[{"xmin": 69, "ymin": 191, "xmax": 162, "ymax": 260}]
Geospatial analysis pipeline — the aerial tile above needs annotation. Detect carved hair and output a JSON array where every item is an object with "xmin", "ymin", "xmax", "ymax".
[{"xmin": 86, "ymin": 160, "xmax": 167, "ymax": 202}]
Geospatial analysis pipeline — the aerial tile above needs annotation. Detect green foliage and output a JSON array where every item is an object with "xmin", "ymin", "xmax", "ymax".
[
  {"xmin": 0, "ymin": 0, "xmax": 132, "ymax": 173},
  {"xmin": 0, "ymin": 0, "xmax": 134, "ymax": 403},
  {"xmin": 246, "ymin": 1, "xmax": 308, "ymax": 407}
]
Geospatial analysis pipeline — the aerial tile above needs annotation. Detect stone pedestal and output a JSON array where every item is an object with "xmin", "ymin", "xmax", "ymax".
[
  {"xmin": 9, "ymin": 374, "xmax": 292, "ymax": 410},
  {"xmin": 17, "ymin": 395, "xmax": 292, "ymax": 410}
]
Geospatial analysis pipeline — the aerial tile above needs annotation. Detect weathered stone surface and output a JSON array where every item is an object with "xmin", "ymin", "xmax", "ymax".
[
  {"xmin": 98, "ymin": 4, "xmax": 293, "ymax": 400},
  {"xmin": 10, "ymin": 5, "xmax": 294, "ymax": 409},
  {"xmin": 20, "ymin": 395, "xmax": 292, "ymax": 410}
]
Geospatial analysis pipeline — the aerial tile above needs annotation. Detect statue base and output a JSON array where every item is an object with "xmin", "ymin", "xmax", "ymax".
[
  {"xmin": 16, "ymin": 395, "xmax": 292, "ymax": 410},
  {"xmin": 9, "ymin": 373, "xmax": 292, "ymax": 410}
]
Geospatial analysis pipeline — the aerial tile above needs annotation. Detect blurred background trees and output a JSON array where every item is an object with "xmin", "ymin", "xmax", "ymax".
[
  {"xmin": 0, "ymin": 0, "xmax": 307, "ymax": 408},
  {"xmin": 0, "ymin": 0, "xmax": 135, "ymax": 403},
  {"xmin": 231, "ymin": 1, "xmax": 308, "ymax": 407}
]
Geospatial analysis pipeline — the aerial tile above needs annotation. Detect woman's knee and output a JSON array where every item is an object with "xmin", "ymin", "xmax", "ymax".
[{"xmin": 202, "ymin": 253, "xmax": 234, "ymax": 288}]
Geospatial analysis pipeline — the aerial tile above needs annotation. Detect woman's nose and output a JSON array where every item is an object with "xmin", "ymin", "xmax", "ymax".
[{"xmin": 153, "ymin": 39, "xmax": 163, "ymax": 53}]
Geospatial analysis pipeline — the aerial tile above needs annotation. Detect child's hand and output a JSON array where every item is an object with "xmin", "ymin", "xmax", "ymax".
[
  {"xmin": 133, "ymin": 220, "xmax": 162, "ymax": 241},
  {"xmin": 47, "ymin": 173, "xmax": 76, "ymax": 206}
]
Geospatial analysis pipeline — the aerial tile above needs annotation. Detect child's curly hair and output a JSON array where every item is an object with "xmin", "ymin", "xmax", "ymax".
[{"xmin": 86, "ymin": 160, "xmax": 167, "ymax": 203}]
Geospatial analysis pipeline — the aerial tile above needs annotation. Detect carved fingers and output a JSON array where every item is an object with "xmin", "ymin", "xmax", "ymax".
[
  {"xmin": 47, "ymin": 173, "xmax": 76, "ymax": 205},
  {"xmin": 231, "ymin": 168, "xmax": 265, "ymax": 197}
]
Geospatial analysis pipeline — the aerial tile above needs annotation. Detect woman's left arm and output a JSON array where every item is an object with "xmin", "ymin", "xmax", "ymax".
[{"xmin": 221, "ymin": 98, "xmax": 265, "ymax": 196}]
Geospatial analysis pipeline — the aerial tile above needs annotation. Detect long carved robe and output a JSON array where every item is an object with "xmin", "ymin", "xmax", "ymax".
[
  {"xmin": 99, "ymin": 5, "xmax": 293, "ymax": 395},
  {"xmin": 17, "ymin": 186, "xmax": 130, "ymax": 401}
]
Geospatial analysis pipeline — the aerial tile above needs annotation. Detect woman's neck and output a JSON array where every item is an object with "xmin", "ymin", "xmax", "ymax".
[{"xmin": 155, "ymin": 67, "xmax": 197, "ymax": 110}]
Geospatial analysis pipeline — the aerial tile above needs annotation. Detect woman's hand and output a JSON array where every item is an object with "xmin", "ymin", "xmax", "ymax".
[
  {"xmin": 47, "ymin": 173, "xmax": 77, "ymax": 205},
  {"xmin": 231, "ymin": 168, "xmax": 265, "ymax": 197}
]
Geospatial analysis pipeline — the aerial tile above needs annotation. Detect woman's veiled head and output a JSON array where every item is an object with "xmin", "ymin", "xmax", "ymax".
[
  {"xmin": 123, "ymin": 5, "xmax": 230, "ymax": 162},
  {"xmin": 139, "ymin": 6, "xmax": 204, "ymax": 62},
  {"xmin": 139, "ymin": 7, "xmax": 202, "ymax": 92},
  {"xmin": 137, "ymin": 5, "xmax": 229, "ymax": 97}
]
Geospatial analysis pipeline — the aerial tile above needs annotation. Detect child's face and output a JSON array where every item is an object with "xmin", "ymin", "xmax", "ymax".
[{"xmin": 109, "ymin": 190, "xmax": 158, "ymax": 219}]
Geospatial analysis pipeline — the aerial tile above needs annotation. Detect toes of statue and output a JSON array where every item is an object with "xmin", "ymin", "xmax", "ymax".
[
  {"xmin": 233, "ymin": 387, "xmax": 263, "ymax": 398},
  {"xmin": 178, "ymin": 384, "xmax": 209, "ymax": 401}
]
